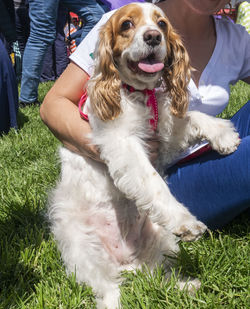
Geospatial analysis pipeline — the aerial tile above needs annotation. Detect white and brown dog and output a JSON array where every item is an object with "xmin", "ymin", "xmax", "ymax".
[{"xmin": 48, "ymin": 3, "xmax": 239, "ymax": 308}]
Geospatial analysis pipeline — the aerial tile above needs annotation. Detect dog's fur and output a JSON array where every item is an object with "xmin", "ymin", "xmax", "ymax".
[{"xmin": 48, "ymin": 3, "xmax": 240, "ymax": 308}]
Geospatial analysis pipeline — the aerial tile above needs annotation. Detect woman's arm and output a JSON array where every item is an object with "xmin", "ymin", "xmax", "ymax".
[
  {"xmin": 40, "ymin": 61, "xmax": 101, "ymax": 161},
  {"xmin": 40, "ymin": 61, "xmax": 159, "ymax": 162}
]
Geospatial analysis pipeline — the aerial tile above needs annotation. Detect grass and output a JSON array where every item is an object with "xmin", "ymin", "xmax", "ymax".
[{"xmin": 0, "ymin": 81, "xmax": 249, "ymax": 308}]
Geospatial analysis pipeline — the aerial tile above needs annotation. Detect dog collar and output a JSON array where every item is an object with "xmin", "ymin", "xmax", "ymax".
[
  {"xmin": 79, "ymin": 84, "xmax": 159, "ymax": 131},
  {"xmin": 79, "ymin": 90, "xmax": 89, "ymax": 121},
  {"xmin": 122, "ymin": 83, "xmax": 158, "ymax": 131}
]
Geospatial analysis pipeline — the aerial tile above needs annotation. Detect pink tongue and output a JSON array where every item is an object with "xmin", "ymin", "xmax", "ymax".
[{"xmin": 138, "ymin": 62, "xmax": 164, "ymax": 73}]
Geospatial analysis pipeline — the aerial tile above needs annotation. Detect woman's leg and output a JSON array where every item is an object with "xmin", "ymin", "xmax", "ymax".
[
  {"xmin": 166, "ymin": 101, "xmax": 250, "ymax": 229},
  {"xmin": 230, "ymin": 100, "xmax": 250, "ymax": 138}
]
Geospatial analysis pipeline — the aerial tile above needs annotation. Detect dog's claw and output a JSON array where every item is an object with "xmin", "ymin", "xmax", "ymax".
[{"xmin": 173, "ymin": 220, "xmax": 207, "ymax": 242}]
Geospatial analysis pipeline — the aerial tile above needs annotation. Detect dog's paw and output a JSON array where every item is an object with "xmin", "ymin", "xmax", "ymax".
[
  {"xmin": 173, "ymin": 219, "xmax": 207, "ymax": 242},
  {"xmin": 209, "ymin": 120, "xmax": 240, "ymax": 155},
  {"xmin": 96, "ymin": 289, "xmax": 120, "ymax": 309},
  {"xmin": 177, "ymin": 277, "xmax": 201, "ymax": 295}
]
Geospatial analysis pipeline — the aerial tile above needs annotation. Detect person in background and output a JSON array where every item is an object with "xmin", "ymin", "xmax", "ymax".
[
  {"xmin": 0, "ymin": 38, "xmax": 18, "ymax": 135},
  {"xmin": 65, "ymin": 12, "xmax": 83, "ymax": 50},
  {"xmin": 40, "ymin": 0, "xmax": 250, "ymax": 229},
  {"xmin": 13, "ymin": 0, "xmax": 29, "ymax": 56},
  {"xmin": 40, "ymin": 5, "xmax": 69, "ymax": 82},
  {"xmin": 236, "ymin": 0, "xmax": 250, "ymax": 33},
  {"xmin": 99, "ymin": 0, "xmax": 145, "ymax": 10},
  {"xmin": 0, "ymin": 0, "xmax": 22, "ymax": 81},
  {"xmin": 13, "ymin": 0, "xmax": 29, "ymax": 81},
  {"xmin": 64, "ymin": 14, "xmax": 78, "ymax": 55},
  {"xmin": 19, "ymin": 0, "xmax": 105, "ymax": 107},
  {"xmin": 0, "ymin": 0, "xmax": 19, "ymax": 135},
  {"xmin": 0, "ymin": 0, "xmax": 16, "ymax": 49}
]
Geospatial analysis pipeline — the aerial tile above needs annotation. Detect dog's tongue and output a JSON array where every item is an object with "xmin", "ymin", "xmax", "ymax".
[{"xmin": 138, "ymin": 59, "xmax": 164, "ymax": 73}]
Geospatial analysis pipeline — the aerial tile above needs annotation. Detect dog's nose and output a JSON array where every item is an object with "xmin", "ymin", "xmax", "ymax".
[{"xmin": 143, "ymin": 30, "xmax": 162, "ymax": 47}]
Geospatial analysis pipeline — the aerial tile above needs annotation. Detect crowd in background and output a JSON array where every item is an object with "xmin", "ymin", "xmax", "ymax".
[{"xmin": 0, "ymin": 0, "xmax": 249, "ymax": 135}]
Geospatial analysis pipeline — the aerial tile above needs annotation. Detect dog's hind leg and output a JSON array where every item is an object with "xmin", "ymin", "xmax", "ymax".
[
  {"xmin": 96, "ymin": 285, "xmax": 121, "ymax": 309},
  {"xmin": 51, "ymin": 215, "xmax": 122, "ymax": 309}
]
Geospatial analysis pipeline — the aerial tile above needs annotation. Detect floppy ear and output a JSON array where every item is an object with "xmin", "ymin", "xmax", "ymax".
[
  {"xmin": 88, "ymin": 19, "xmax": 121, "ymax": 121},
  {"xmin": 163, "ymin": 26, "xmax": 191, "ymax": 118}
]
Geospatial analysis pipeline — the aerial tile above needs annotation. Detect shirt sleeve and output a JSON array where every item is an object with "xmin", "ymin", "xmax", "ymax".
[{"xmin": 69, "ymin": 11, "xmax": 113, "ymax": 76}]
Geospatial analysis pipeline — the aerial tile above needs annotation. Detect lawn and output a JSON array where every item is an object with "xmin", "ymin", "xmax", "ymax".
[{"xmin": 0, "ymin": 81, "xmax": 249, "ymax": 308}]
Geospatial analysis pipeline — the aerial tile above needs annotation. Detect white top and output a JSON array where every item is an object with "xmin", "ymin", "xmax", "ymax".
[
  {"xmin": 70, "ymin": 11, "xmax": 114, "ymax": 75},
  {"xmin": 70, "ymin": 11, "xmax": 250, "ymax": 160}
]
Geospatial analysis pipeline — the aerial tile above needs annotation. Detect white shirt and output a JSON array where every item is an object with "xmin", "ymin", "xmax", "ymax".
[{"xmin": 70, "ymin": 11, "xmax": 250, "ymax": 160}]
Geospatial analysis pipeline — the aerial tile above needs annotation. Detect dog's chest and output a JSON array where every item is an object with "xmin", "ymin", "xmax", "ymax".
[{"xmin": 118, "ymin": 90, "xmax": 157, "ymax": 133}]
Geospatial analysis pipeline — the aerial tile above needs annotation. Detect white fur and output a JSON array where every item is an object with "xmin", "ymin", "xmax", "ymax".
[{"xmin": 48, "ymin": 3, "xmax": 240, "ymax": 308}]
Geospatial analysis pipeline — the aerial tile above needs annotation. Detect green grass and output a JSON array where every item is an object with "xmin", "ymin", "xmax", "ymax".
[{"xmin": 0, "ymin": 81, "xmax": 249, "ymax": 308}]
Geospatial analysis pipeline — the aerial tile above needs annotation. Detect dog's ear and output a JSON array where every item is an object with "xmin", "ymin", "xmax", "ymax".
[
  {"xmin": 88, "ymin": 19, "xmax": 121, "ymax": 121},
  {"xmin": 163, "ymin": 26, "xmax": 191, "ymax": 118}
]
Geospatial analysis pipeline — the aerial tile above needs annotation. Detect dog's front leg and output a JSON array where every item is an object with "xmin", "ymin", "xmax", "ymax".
[
  {"xmin": 186, "ymin": 111, "xmax": 240, "ymax": 154},
  {"xmin": 97, "ymin": 134, "xmax": 206, "ymax": 241}
]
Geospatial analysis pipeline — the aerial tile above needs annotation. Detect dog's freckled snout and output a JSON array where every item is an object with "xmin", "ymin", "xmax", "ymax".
[{"xmin": 143, "ymin": 30, "xmax": 162, "ymax": 47}]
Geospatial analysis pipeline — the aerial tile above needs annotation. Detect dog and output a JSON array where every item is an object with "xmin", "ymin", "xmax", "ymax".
[{"xmin": 48, "ymin": 3, "xmax": 240, "ymax": 308}]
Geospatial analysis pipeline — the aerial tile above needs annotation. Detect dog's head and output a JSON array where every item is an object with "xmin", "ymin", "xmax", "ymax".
[{"xmin": 89, "ymin": 3, "xmax": 191, "ymax": 121}]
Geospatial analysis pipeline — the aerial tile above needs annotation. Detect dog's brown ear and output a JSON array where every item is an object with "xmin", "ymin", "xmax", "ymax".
[
  {"xmin": 88, "ymin": 19, "xmax": 121, "ymax": 121},
  {"xmin": 163, "ymin": 26, "xmax": 191, "ymax": 118}
]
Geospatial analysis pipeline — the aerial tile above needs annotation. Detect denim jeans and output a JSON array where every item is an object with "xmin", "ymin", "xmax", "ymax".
[
  {"xmin": 15, "ymin": 4, "xmax": 30, "ymax": 57},
  {"xmin": 62, "ymin": 0, "xmax": 105, "ymax": 41},
  {"xmin": 40, "ymin": 5, "xmax": 69, "ymax": 82},
  {"xmin": 20, "ymin": 0, "xmax": 104, "ymax": 103},
  {"xmin": 166, "ymin": 101, "xmax": 250, "ymax": 229}
]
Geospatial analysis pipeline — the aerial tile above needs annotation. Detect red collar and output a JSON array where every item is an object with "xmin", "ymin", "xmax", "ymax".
[
  {"xmin": 122, "ymin": 83, "xmax": 158, "ymax": 131},
  {"xmin": 79, "ymin": 84, "xmax": 158, "ymax": 131}
]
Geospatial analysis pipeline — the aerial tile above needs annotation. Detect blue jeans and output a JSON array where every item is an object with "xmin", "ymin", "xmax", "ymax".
[
  {"xmin": 20, "ymin": 0, "xmax": 104, "ymax": 103},
  {"xmin": 62, "ymin": 0, "xmax": 105, "ymax": 41},
  {"xmin": 40, "ymin": 5, "xmax": 68, "ymax": 82},
  {"xmin": 166, "ymin": 101, "xmax": 250, "ymax": 229}
]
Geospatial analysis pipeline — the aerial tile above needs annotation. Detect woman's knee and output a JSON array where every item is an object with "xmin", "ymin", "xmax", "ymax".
[{"xmin": 231, "ymin": 101, "xmax": 250, "ymax": 137}]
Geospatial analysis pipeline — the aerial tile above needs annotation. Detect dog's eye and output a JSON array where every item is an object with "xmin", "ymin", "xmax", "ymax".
[
  {"xmin": 157, "ymin": 20, "xmax": 167, "ymax": 30},
  {"xmin": 121, "ymin": 20, "xmax": 133, "ymax": 31}
]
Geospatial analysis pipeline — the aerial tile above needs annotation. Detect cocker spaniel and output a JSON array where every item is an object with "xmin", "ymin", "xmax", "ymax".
[{"xmin": 48, "ymin": 3, "xmax": 239, "ymax": 308}]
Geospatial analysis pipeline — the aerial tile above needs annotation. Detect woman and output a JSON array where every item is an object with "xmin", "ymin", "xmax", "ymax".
[{"xmin": 40, "ymin": 0, "xmax": 250, "ymax": 229}]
